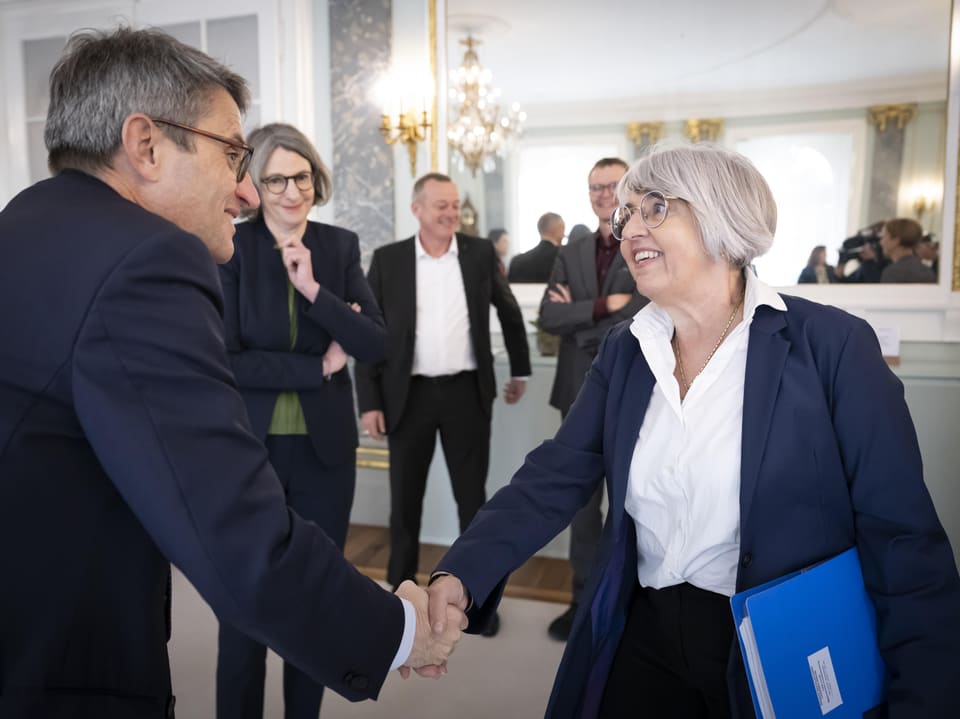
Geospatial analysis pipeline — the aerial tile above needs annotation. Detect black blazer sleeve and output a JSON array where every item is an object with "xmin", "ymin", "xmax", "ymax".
[
  {"xmin": 490, "ymin": 246, "xmax": 532, "ymax": 377},
  {"xmin": 219, "ymin": 249, "xmax": 328, "ymax": 391},
  {"xmin": 74, "ymin": 230, "xmax": 402, "ymax": 699}
]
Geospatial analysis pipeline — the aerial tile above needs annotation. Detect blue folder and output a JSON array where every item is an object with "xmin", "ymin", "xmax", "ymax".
[{"xmin": 730, "ymin": 547, "xmax": 886, "ymax": 718}]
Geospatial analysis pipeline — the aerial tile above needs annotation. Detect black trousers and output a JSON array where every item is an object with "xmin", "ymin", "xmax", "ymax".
[
  {"xmin": 386, "ymin": 371, "xmax": 491, "ymax": 588},
  {"xmin": 216, "ymin": 434, "xmax": 355, "ymax": 719},
  {"xmin": 599, "ymin": 583, "xmax": 735, "ymax": 719}
]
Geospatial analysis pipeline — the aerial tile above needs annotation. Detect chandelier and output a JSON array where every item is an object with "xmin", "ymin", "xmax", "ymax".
[{"xmin": 447, "ymin": 36, "xmax": 526, "ymax": 176}]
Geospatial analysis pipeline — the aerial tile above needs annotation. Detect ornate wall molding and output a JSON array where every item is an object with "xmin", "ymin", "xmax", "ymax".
[
  {"xmin": 684, "ymin": 118, "xmax": 724, "ymax": 143},
  {"xmin": 626, "ymin": 121, "xmax": 664, "ymax": 146},
  {"xmin": 867, "ymin": 103, "xmax": 917, "ymax": 132}
]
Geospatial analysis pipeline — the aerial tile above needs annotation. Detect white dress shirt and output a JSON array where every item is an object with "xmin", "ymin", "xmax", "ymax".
[
  {"xmin": 624, "ymin": 270, "xmax": 787, "ymax": 597},
  {"xmin": 410, "ymin": 234, "xmax": 477, "ymax": 377}
]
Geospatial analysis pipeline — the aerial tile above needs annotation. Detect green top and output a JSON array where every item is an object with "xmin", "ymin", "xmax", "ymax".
[{"xmin": 267, "ymin": 279, "xmax": 308, "ymax": 435}]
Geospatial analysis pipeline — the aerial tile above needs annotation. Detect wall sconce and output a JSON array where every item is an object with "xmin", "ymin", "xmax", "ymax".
[
  {"xmin": 908, "ymin": 181, "xmax": 941, "ymax": 224},
  {"xmin": 374, "ymin": 69, "xmax": 434, "ymax": 177},
  {"xmin": 380, "ymin": 109, "xmax": 431, "ymax": 177}
]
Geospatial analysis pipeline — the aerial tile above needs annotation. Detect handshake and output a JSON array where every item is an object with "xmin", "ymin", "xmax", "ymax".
[{"xmin": 394, "ymin": 575, "xmax": 470, "ymax": 679}]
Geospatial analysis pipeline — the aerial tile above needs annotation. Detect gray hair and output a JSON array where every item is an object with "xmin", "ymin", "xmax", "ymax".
[
  {"xmin": 619, "ymin": 143, "xmax": 776, "ymax": 267},
  {"xmin": 243, "ymin": 123, "xmax": 333, "ymax": 220},
  {"xmin": 45, "ymin": 26, "xmax": 250, "ymax": 174}
]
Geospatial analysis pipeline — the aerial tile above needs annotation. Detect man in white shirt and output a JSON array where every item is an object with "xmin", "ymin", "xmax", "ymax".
[{"xmin": 355, "ymin": 173, "xmax": 531, "ymax": 636}]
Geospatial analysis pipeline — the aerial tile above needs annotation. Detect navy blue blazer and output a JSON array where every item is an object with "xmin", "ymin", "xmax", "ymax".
[
  {"xmin": 438, "ymin": 296, "xmax": 960, "ymax": 718},
  {"xmin": 0, "ymin": 172, "xmax": 402, "ymax": 717},
  {"xmin": 219, "ymin": 218, "xmax": 385, "ymax": 466}
]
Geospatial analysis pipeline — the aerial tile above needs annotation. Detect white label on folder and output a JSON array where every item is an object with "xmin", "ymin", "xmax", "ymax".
[{"xmin": 808, "ymin": 646, "xmax": 843, "ymax": 715}]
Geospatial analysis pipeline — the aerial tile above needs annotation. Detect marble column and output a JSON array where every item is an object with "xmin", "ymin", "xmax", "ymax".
[
  {"xmin": 328, "ymin": 0, "xmax": 395, "ymax": 264},
  {"xmin": 866, "ymin": 104, "xmax": 916, "ymax": 224}
]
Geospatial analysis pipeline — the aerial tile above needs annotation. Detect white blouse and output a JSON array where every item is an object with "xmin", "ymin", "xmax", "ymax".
[{"xmin": 624, "ymin": 270, "xmax": 786, "ymax": 596}]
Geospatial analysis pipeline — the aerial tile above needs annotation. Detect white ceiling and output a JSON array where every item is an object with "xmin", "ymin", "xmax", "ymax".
[{"xmin": 446, "ymin": 0, "xmax": 952, "ymax": 124}]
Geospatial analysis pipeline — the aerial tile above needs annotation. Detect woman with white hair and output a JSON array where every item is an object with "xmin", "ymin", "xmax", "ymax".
[{"xmin": 429, "ymin": 143, "xmax": 960, "ymax": 717}]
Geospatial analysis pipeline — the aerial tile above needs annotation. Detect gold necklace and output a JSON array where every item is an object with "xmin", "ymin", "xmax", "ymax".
[{"xmin": 673, "ymin": 294, "xmax": 745, "ymax": 395}]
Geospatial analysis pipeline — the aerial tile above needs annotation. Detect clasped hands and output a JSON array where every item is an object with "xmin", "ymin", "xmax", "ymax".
[{"xmin": 394, "ymin": 575, "xmax": 469, "ymax": 679}]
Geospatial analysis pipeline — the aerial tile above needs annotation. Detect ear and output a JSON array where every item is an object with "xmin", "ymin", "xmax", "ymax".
[{"xmin": 119, "ymin": 114, "xmax": 164, "ymax": 182}]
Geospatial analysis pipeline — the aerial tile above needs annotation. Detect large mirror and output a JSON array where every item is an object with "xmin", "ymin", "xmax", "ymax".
[{"xmin": 445, "ymin": 0, "xmax": 952, "ymax": 289}]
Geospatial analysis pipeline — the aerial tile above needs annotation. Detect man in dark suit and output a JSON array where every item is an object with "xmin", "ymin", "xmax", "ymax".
[
  {"xmin": 355, "ymin": 173, "xmax": 531, "ymax": 636},
  {"xmin": 0, "ymin": 28, "xmax": 460, "ymax": 719},
  {"xmin": 539, "ymin": 157, "xmax": 647, "ymax": 641},
  {"xmin": 508, "ymin": 212, "xmax": 565, "ymax": 283}
]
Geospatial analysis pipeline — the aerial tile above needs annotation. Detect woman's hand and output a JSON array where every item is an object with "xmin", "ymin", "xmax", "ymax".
[
  {"xmin": 321, "ymin": 340, "xmax": 347, "ymax": 378},
  {"xmin": 279, "ymin": 240, "xmax": 320, "ymax": 302}
]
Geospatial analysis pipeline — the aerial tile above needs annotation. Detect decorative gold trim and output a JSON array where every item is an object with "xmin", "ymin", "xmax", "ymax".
[
  {"xmin": 626, "ymin": 121, "xmax": 664, "ymax": 146},
  {"xmin": 356, "ymin": 446, "xmax": 389, "ymax": 470},
  {"xmin": 867, "ymin": 104, "xmax": 917, "ymax": 132},
  {"xmin": 684, "ymin": 118, "xmax": 723, "ymax": 143},
  {"xmin": 429, "ymin": 0, "xmax": 438, "ymax": 172}
]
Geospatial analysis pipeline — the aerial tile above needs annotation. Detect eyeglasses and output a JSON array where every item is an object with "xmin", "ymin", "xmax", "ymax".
[
  {"xmin": 261, "ymin": 172, "xmax": 314, "ymax": 195},
  {"xmin": 610, "ymin": 190, "xmax": 680, "ymax": 240},
  {"xmin": 588, "ymin": 181, "xmax": 619, "ymax": 196},
  {"xmin": 150, "ymin": 117, "xmax": 253, "ymax": 182}
]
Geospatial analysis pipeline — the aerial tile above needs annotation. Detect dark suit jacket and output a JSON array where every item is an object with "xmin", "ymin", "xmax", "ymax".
[
  {"xmin": 539, "ymin": 231, "xmax": 646, "ymax": 413},
  {"xmin": 219, "ymin": 218, "xmax": 385, "ymax": 466},
  {"xmin": 507, "ymin": 239, "xmax": 559, "ymax": 283},
  {"xmin": 0, "ymin": 172, "xmax": 402, "ymax": 718},
  {"xmin": 355, "ymin": 233, "xmax": 531, "ymax": 432},
  {"xmin": 438, "ymin": 296, "xmax": 960, "ymax": 718}
]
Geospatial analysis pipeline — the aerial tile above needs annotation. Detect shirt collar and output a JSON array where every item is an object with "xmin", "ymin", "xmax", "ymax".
[
  {"xmin": 630, "ymin": 267, "xmax": 786, "ymax": 341},
  {"xmin": 415, "ymin": 233, "xmax": 458, "ymax": 260}
]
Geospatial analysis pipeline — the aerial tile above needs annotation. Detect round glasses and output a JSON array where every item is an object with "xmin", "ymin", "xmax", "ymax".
[
  {"xmin": 261, "ymin": 172, "xmax": 314, "ymax": 195},
  {"xmin": 610, "ymin": 190, "xmax": 680, "ymax": 241}
]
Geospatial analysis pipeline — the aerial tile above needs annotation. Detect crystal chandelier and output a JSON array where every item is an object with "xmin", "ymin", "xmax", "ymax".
[{"xmin": 447, "ymin": 36, "xmax": 526, "ymax": 176}]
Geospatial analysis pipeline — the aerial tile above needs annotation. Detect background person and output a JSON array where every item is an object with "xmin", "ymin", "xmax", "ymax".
[
  {"xmin": 427, "ymin": 143, "xmax": 960, "ymax": 718},
  {"xmin": 508, "ymin": 212, "xmax": 565, "ymax": 283},
  {"xmin": 355, "ymin": 173, "xmax": 531, "ymax": 638},
  {"xmin": 539, "ymin": 157, "xmax": 647, "ymax": 642},
  {"xmin": 488, "ymin": 227, "xmax": 510, "ymax": 275},
  {"xmin": 0, "ymin": 28, "xmax": 461, "ymax": 719},
  {"xmin": 797, "ymin": 244, "xmax": 837, "ymax": 283},
  {"xmin": 217, "ymin": 122, "xmax": 386, "ymax": 719},
  {"xmin": 880, "ymin": 217, "xmax": 936, "ymax": 282}
]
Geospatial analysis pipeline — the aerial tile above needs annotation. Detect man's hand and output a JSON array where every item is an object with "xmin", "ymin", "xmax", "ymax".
[
  {"xmin": 360, "ymin": 410, "xmax": 386, "ymax": 441},
  {"xmin": 503, "ymin": 378, "xmax": 526, "ymax": 404},
  {"xmin": 547, "ymin": 284, "xmax": 572, "ymax": 303},
  {"xmin": 395, "ymin": 580, "xmax": 466, "ymax": 679},
  {"xmin": 280, "ymin": 240, "xmax": 320, "ymax": 302},
  {"xmin": 606, "ymin": 293, "xmax": 632, "ymax": 313},
  {"xmin": 321, "ymin": 340, "xmax": 347, "ymax": 378}
]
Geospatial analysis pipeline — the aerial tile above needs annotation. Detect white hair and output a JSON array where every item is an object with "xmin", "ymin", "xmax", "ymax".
[{"xmin": 618, "ymin": 142, "xmax": 776, "ymax": 267}]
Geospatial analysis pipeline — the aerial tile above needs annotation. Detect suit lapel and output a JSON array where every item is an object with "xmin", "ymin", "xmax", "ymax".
[
  {"xmin": 577, "ymin": 234, "xmax": 599, "ymax": 297},
  {"xmin": 398, "ymin": 237, "xmax": 418, "ymax": 336},
  {"xmin": 609, "ymin": 345, "xmax": 655, "ymax": 534},
  {"xmin": 600, "ymin": 252, "xmax": 627, "ymax": 295},
  {"xmin": 455, "ymin": 234, "xmax": 482, "ymax": 332},
  {"xmin": 740, "ymin": 306, "xmax": 789, "ymax": 530}
]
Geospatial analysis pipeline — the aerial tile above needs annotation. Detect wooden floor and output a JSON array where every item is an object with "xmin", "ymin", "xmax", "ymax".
[{"xmin": 345, "ymin": 524, "xmax": 573, "ymax": 604}]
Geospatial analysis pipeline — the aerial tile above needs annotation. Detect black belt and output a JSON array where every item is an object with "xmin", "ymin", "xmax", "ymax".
[{"xmin": 412, "ymin": 370, "xmax": 476, "ymax": 384}]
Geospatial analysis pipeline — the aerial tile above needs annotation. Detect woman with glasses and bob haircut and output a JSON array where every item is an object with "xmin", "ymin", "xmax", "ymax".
[
  {"xmin": 217, "ymin": 122, "xmax": 385, "ymax": 719},
  {"xmin": 430, "ymin": 143, "xmax": 960, "ymax": 717}
]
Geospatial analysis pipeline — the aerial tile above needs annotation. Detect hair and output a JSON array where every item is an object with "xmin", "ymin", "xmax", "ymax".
[
  {"xmin": 589, "ymin": 157, "xmax": 629, "ymax": 178},
  {"xmin": 619, "ymin": 143, "xmax": 776, "ymax": 267},
  {"xmin": 806, "ymin": 245, "xmax": 827, "ymax": 267},
  {"xmin": 242, "ymin": 123, "xmax": 333, "ymax": 220},
  {"xmin": 45, "ymin": 26, "xmax": 250, "ymax": 175},
  {"xmin": 412, "ymin": 172, "xmax": 454, "ymax": 203},
  {"xmin": 537, "ymin": 212, "xmax": 563, "ymax": 235},
  {"xmin": 568, "ymin": 223, "xmax": 592, "ymax": 243},
  {"xmin": 883, "ymin": 218, "xmax": 924, "ymax": 249},
  {"xmin": 488, "ymin": 228, "xmax": 508, "ymax": 244}
]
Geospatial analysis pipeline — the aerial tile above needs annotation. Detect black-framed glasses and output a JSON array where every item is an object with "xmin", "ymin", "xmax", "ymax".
[
  {"xmin": 588, "ymin": 181, "xmax": 619, "ymax": 196},
  {"xmin": 610, "ymin": 190, "xmax": 680, "ymax": 240},
  {"xmin": 261, "ymin": 172, "xmax": 314, "ymax": 195},
  {"xmin": 150, "ymin": 117, "xmax": 253, "ymax": 182}
]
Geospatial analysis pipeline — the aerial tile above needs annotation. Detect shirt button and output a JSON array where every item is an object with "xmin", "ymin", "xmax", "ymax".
[{"xmin": 741, "ymin": 553, "xmax": 753, "ymax": 568}]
